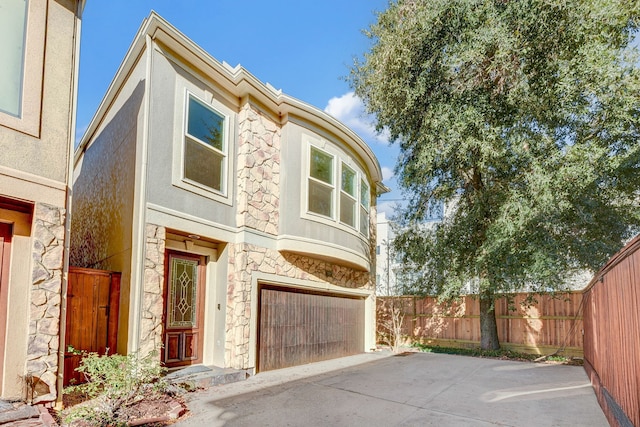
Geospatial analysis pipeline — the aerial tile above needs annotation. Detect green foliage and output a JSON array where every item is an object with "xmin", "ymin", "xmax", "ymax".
[
  {"xmin": 350, "ymin": 0, "xmax": 640, "ymax": 347},
  {"xmin": 63, "ymin": 350, "xmax": 167, "ymax": 426},
  {"xmin": 412, "ymin": 344, "xmax": 579, "ymax": 364}
]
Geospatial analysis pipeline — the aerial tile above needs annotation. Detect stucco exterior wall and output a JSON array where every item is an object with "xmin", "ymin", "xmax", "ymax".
[
  {"xmin": 0, "ymin": 0, "xmax": 81, "ymax": 403},
  {"xmin": 144, "ymin": 52, "xmax": 237, "ymax": 231},
  {"xmin": 70, "ymin": 54, "xmax": 148, "ymax": 354},
  {"xmin": 0, "ymin": 0, "xmax": 78, "ymax": 183}
]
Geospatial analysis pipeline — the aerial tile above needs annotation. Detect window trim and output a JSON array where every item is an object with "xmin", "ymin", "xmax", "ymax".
[
  {"xmin": 0, "ymin": 0, "xmax": 46, "ymax": 136},
  {"xmin": 172, "ymin": 89, "xmax": 234, "ymax": 205}
]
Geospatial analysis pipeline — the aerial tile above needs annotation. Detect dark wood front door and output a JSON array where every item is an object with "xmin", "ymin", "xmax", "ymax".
[
  {"xmin": 163, "ymin": 252, "xmax": 206, "ymax": 368},
  {"xmin": 0, "ymin": 223, "xmax": 12, "ymax": 390}
]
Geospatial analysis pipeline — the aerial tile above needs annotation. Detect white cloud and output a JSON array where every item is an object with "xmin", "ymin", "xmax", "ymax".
[
  {"xmin": 381, "ymin": 166, "xmax": 394, "ymax": 181},
  {"xmin": 377, "ymin": 200, "xmax": 399, "ymax": 218},
  {"xmin": 324, "ymin": 92, "xmax": 388, "ymax": 143}
]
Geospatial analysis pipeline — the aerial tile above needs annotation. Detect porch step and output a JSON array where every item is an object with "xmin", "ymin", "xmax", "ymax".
[{"xmin": 166, "ymin": 365, "xmax": 249, "ymax": 390}]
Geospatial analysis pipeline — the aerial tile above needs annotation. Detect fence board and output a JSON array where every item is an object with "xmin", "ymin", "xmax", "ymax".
[
  {"xmin": 378, "ymin": 292, "xmax": 583, "ymax": 356},
  {"xmin": 583, "ymin": 235, "xmax": 640, "ymax": 427}
]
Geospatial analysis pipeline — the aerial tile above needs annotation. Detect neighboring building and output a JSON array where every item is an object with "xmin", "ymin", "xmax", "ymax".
[
  {"xmin": 376, "ymin": 212, "xmax": 398, "ymax": 296},
  {"xmin": 0, "ymin": 0, "xmax": 84, "ymax": 403},
  {"xmin": 71, "ymin": 13, "xmax": 387, "ymax": 374}
]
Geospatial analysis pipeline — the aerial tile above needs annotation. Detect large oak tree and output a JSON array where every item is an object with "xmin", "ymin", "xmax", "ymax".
[{"xmin": 350, "ymin": 0, "xmax": 640, "ymax": 349}]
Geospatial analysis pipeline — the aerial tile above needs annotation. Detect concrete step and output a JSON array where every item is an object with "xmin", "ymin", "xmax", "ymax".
[
  {"xmin": 0, "ymin": 401, "xmax": 40, "ymax": 425},
  {"xmin": 166, "ymin": 365, "xmax": 248, "ymax": 390}
]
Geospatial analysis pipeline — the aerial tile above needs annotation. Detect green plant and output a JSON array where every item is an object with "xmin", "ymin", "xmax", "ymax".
[
  {"xmin": 377, "ymin": 297, "xmax": 406, "ymax": 353},
  {"xmin": 63, "ymin": 350, "xmax": 167, "ymax": 426}
]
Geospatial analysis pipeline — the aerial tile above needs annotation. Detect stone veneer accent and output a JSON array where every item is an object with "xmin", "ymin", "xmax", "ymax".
[
  {"xmin": 225, "ymin": 242, "xmax": 373, "ymax": 369},
  {"xmin": 27, "ymin": 203, "xmax": 66, "ymax": 403},
  {"xmin": 140, "ymin": 224, "xmax": 166, "ymax": 358},
  {"xmin": 236, "ymin": 103, "xmax": 281, "ymax": 235}
]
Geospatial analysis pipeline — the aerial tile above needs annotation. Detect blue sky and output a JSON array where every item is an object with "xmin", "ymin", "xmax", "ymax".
[{"xmin": 76, "ymin": 0, "xmax": 401, "ymax": 216}]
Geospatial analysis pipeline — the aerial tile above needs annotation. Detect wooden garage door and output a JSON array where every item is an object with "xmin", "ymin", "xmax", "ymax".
[{"xmin": 258, "ymin": 286, "xmax": 365, "ymax": 372}]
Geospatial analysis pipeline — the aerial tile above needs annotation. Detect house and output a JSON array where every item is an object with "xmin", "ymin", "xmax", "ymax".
[
  {"xmin": 70, "ymin": 12, "xmax": 387, "ymax": 374},
  {"xmin": 0, "ymin": 0, "xmax": 84, "ymax": 403}
]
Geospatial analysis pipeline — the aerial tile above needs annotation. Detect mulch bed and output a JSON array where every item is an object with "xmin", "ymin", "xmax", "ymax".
[{"xmin": 52, "ymin": 391, "xmax": 187, "ymax": 426}]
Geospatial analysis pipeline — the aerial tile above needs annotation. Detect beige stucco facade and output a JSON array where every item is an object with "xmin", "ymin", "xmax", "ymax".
[
  {"xmin": 0, "ymin": 0, "xmax": 83, "ymax": 404},
  {"xmin": 71, "ymin": 13, "xmax": 386, "ymax": 375}
]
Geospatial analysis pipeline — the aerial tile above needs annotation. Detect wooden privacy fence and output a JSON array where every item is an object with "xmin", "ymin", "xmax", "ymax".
[
  {"xmin": 582, "ymin": 234, "xmax": 640, "ymax": 427},
  {"xmin": 377, "ymin": 292, "xmax": 583, "ymax": 357}
]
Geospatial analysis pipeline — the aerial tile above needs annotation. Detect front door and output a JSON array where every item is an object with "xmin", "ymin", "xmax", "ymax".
[
  {"xmin": 0, "ymin": 223, "xmax": 12, "ymax": 390},
  {"xmin": 163, "ymin": 251, "xmax": 206, "ymax": 368}
]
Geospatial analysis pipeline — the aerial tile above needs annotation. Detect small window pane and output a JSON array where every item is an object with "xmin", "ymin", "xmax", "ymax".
[
  {"xmin": 184, "ymin": 137, "xmax": 223, "ymax": 191},
  {"xmin": 0, "ymin": 0, "xmax": 28, "ymax": 116},
  {"xmin": 360, "ymin": 179, "xmax": 370, "ymax": 208},
  {"xmin": 310, "ymin": 147, "xmax": 333, "ymax": 184},
  {"xmin": 309, "ymin": 180, "xmax": 333, "ymax": 217},
  {"xmin": 340, "ymin": 193, "xmax": 356, "ymax": 227},
  {"xmin": 341, "ymin": 164, "xmax": 356, "ymax": 196},
  {"xmin": 360, "ymin": 205, "xmax": 369, "ymax": 236},
  {"xmin": 187, "ymin": 97, "xmax": 224, "ymax": 151}
]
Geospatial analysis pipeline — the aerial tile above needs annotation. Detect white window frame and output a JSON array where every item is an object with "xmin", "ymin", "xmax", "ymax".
[
  {"xmin": 172, "ymin": 89, "xmax": 233, "ymax": 205},
  {"xmin": 0, "ymin": 0, "xmax": 46, "ymax": 136},
  {"xmin": 307, "ymin": 145, "xmax": 335, "ymax": 219},
  {"xmin": 339, "ymin": 162, "xmax": 357, "ymax": 229},
  {"xmin": 303, "ymin": 138, "xmax": 372, "ymax": 238}
]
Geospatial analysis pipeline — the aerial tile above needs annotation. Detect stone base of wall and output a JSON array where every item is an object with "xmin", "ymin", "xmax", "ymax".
[{"xmin": 27, "ymin": 203, "xmax": 66, "ymax": 404}]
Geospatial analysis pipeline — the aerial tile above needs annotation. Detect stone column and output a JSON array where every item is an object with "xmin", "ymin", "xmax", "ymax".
[
  {"xmin": 27, "ymin": 203, "xmax": 65, "ymax": 403},
  {"xmin": 139, "ymin": 224, "xmax": 166, "ymax": 358}
]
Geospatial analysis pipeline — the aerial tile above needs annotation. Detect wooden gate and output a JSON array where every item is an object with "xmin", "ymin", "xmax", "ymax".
[
  {"xmin": 258, "ymin": 286, "xmax": 365, "ymax": 372},
  {"xmin": 64, "ymin": 267, "xmax": 120, "ymax": 386}
]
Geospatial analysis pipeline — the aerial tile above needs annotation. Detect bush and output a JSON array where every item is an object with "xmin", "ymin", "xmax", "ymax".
[{"xmin": 64, "ymin": 350, "xmax": 167, "ymax": 426}]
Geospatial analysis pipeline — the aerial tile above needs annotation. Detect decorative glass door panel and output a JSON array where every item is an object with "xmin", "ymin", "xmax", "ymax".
[{"xmin": 163, "ymin": 252, "xmax": 205, "ymax": 367}]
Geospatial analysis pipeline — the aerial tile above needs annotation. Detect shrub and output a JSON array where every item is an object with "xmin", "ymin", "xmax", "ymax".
[{"xmin": 64, "ymin": 350, "xmax": 167, "ymax": 426}]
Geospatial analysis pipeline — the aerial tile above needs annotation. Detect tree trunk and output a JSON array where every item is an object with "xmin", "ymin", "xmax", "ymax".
[{"xmin": 479, "ymin": 290, "xmax": 500, "ymax": 350}]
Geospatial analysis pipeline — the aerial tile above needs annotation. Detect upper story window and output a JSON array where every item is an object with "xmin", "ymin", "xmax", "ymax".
[
  {"xmin": 306, "ymin": 142, "xmax": 371, "ymax": 237},
  {"xmin": 308, "ymin": 147, "xmax": 334, "ymax": 217},
  {"xmin": 183, "ymin": 94, "xmax": 226, "ymax": 193},
  {"xmin": 0, "ymin": 0, "xmax": 28, "ymax": 117},
  {"xmin": 0, "ymin": 0, "xmax": 45, "ymax": 136}
]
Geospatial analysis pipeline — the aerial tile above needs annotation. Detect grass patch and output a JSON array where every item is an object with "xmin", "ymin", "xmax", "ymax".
[{"xmin": 412, "ymin": 343, "xmax": 580, "ymax": 364}]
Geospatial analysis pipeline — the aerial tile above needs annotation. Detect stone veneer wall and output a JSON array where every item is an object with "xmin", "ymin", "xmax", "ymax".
[
  {"xmin": 140, "ymin": 224, "xmax": 166, "ymax": 358},
  {"xmin": 225, "ymin": 242, "xmax": 373, "ymax": 369},
  {"xmin": 236, "ymin": 103, "xmax": 280, "ymax": 235},
  {"xmin": 27, "ymin": 203, "xmax": 66, "ymax": 403}
]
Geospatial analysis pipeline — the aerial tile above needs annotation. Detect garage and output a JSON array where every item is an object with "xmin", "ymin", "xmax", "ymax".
[{"xmin": 257, "ymin": 285, "xmax": 365, "ymax": 372}]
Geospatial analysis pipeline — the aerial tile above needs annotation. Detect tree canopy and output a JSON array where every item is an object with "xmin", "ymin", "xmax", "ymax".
[{"xmin": 350, "ymin": 0, "xmax": 640, "ymax": 348}]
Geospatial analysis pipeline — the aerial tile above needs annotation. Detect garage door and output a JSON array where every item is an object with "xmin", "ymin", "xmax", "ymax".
[{"xmin": 258, "ymin": 286, "xmax": 365, "ymax": 372}]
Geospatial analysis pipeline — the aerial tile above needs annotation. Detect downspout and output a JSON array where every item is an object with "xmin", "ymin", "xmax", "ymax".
[
  {"xmin": 56, "ymin": 0, "xmax": 85, "ymax": 409},
  {"xmin": 129, "ymin": 33, "xmax": 153, "ymax": 354}
]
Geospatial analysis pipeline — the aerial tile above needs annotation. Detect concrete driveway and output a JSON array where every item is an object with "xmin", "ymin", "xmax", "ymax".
[{"xmin": 174, "ymin": 351, "xmax": 607, "ymax": 426}]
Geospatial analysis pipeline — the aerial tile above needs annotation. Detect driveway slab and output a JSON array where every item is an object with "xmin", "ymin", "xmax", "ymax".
[{"xmin": 174, "ymin": 351, "xmax": 607, "ymax": 426}]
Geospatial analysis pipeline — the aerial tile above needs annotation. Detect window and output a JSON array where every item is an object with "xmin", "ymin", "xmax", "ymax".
[
  {"xmin": 305, "ymin": 142, "xmax": 372, "ymax": 237},
  {"xmin": 184, "ymin": 95, "xmax": 226, "ymax": 192},
  {"xmin": 340, "ymin": 163, "xmax": 356, "ymax": 227},
  {"xmin": 0, "ymin": 0, "xmax": 28, "ymax": 117},
  {"xmin": 308, "ymin": 147, "xmax": 334, "ymax": 217},
  {"xmin": 359, "ymin": 179, "xmax": 370, "ymax": 236}
]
